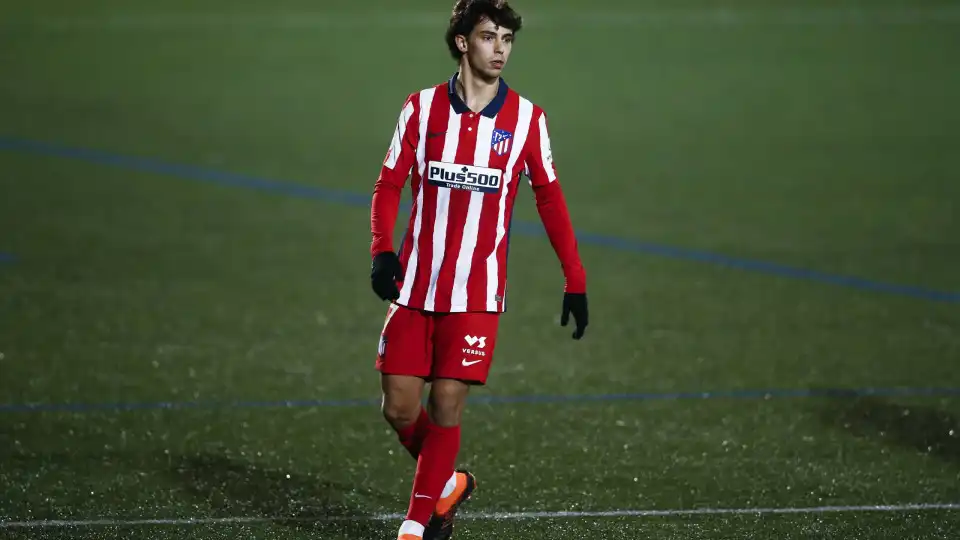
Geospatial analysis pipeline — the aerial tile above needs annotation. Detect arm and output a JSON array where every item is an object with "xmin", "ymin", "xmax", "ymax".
[
  {"xmin": 371, "ymin": 94, "xmax": 420, "ymax": 257},
  {"xmin": 524, "ymin": 109, "xmax": 587, "ymax": 294},
  {"xmin": 369, "ymin": 94, "xmax": 419, "ymax": 301}
]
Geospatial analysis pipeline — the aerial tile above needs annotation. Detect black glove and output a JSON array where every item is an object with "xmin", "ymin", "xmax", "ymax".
[
  {"xmin": 561, "ymin": 292, "xmax": 588, "ymax": 340},
  {"xmin": 371, "ymin": 251, "xmax": 403, "ymax": 301}
]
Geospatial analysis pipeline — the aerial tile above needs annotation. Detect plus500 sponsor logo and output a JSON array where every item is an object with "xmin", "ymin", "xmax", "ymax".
[{"xmin": 427, "ymin": 161, "xmax": 502, "ymax": 194}]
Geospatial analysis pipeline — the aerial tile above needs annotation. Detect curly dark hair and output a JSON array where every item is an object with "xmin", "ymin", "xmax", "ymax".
[{"xmin": 445, "ymin": 0, "xmax": 523, "ymax": 61}]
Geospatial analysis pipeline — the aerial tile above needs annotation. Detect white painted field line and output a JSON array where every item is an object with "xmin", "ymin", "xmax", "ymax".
[
  {"xmin": 476, "ymin": 503, "xmax": 960, "ymax": 519},
  {"xmin": 3, "ymin": 503, "xmax": 958, "ymax": 528}
]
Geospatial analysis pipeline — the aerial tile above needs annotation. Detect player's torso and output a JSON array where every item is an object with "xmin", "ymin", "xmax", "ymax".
[
  {"xmin": 416, "ymin": 86, "xmax": 532, "ymax": 204},
  {"xmin": 396, "ymin": 80, "xmax": 537, "ymax": 313}
]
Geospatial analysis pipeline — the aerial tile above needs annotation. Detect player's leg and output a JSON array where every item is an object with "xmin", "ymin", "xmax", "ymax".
[
  {"xmin": 418, "ymin": 312, "xmax": 500, "ymax": 539},
  {"xmin": 423, "ymin": 378, "xmax": 476, "ymax": 540},
  {"xmin": 375, "ymin": 304, "xmax": 432, "ymax": 462},
  {"xmin": 398, "ymin": 375, "xmax": 472, "ymax": 539},
  {"xmin": 381, "ymin": 374, "xmax": 428, "ymax": 457},
  {"xmin": 378, "ymin": 304, "xmax": 443, "ymax": 540}
]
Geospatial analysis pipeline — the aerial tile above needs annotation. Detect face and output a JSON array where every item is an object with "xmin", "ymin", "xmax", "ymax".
[{"xmin": 456, "ymin": 17, "xmax": 514, "ymax": 81}]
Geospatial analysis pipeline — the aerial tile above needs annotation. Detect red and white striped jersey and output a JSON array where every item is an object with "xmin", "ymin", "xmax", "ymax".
[{"xmin": 371, "ymin": 73, "xmax": 585, "ymax": 314}]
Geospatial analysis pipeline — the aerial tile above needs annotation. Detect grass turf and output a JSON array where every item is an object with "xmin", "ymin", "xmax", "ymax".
[{"xmin": 1, "ymin": 0, "xmax": 959, "ymax": 538}]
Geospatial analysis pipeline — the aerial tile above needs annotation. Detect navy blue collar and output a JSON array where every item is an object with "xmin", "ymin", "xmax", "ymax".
[{"xmin": 448, "ymin": 72, "xmax": 509, "ymax": 118}]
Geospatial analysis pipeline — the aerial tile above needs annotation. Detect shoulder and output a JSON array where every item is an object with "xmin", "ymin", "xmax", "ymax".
[
  {"xmin": 505, "ymin": 87, "xmax": 551, "ymax": 144},
  {"xmin": 391, "ymin": 82, "xmax": 445, "ymax": 125},
  {"xmin": 505, "ymin": 86, "xmax": 549, "ymax": 128},
  {"xmin": 401, "ymin": 81, "xmax": 448, "ymax": 107}
]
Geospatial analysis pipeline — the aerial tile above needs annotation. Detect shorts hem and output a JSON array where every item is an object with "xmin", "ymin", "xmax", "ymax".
[
  {"xmin": 432, "ymin": 372, "xmax": 489, "ymax": 386},
  {"xmin": 375, "ymin": 366, "xmax": 431, "ymax": 380}
]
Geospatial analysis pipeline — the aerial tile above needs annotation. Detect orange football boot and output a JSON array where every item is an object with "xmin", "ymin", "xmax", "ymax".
[{"xmin": 423, "ymin": 470, "xmax": 477, "ymax": 540}]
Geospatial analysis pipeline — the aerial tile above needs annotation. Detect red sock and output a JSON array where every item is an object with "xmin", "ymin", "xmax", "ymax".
[
  {"xmin": 406, "ymin": 421, "xmax": 460, "ymax": 526},
  {"xmin": 395, "ymin": 407, "xmax": 431, "ymax": 460}
]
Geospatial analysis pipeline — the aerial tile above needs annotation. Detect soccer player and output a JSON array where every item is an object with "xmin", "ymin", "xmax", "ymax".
[{"xmin": 368, "ymin": 1, "xmax": 588, "ymax": 538}]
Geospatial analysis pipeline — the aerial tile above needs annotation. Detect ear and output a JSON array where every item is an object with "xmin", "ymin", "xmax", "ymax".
[{"xmin": 455, "ymin": 34, "xmax": 469, "ymax": 54}]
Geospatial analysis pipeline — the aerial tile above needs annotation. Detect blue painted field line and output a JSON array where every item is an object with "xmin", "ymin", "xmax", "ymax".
[
  {"xmin": 2, "ymin": 135, "xmax": 959, "ymax": 304},
  {"xmin": 2, "ymin": 386, "xmax": 959, "ymax": 414},
  {"xmin": 0, "ymin": 252, "xmax": 15, "ymax": 264},
  {"xmin": 0, "ymin": 136, "xmax": 371, "ymax": 207}
]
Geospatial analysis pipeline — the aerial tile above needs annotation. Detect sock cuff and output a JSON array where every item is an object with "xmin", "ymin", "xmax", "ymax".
[
  {"xmin": 396, "ymin": 421, "xmax": 417, "ymax": 440},
  {"xmin": 427, "ymin": 422, "xmax": 461, "ymax": 436},
  {"xmin": 396, "ymin": 407, "xmax": 428, "ymax": 439}
]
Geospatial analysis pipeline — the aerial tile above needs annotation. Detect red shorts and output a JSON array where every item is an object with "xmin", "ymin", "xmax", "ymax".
[{"xmin": 375, "ymin": 303, "xmax": 500, "ymax": 385}]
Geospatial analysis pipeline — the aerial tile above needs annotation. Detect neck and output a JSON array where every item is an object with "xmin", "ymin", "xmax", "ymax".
[{"xmin": 455, "ymin": 62, "xmax": 499, "ymax": 113}]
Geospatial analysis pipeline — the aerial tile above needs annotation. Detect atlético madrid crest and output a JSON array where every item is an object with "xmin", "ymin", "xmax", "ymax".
[{"xmin": 491, "ymin": 128, "xmax": 512, "ymax": 157}]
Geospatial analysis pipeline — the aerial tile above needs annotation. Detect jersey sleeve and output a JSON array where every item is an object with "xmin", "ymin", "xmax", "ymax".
[
  {"xmin": 523, "ymin": 108, "xmax": 587, "ymax": 293},
  {"xmin": 371, "ymin": 94, "xmax": 420, "ymax": 257},
  {"xmin": 523, "ymin": 108, "xmax": 558, "ymax": 187}
]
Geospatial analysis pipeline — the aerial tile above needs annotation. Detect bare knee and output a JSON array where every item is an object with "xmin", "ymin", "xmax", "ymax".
[
  {"xmin": 428, "ymin": 379, "xmax": 470, "ymax": 427},
  {"xmin": 382, "ymin": 398, "xmax": 420, "ymax": 429},
  {"xmin": 381, "ymin": 375, "xmax": 424, "ymax": 430}
]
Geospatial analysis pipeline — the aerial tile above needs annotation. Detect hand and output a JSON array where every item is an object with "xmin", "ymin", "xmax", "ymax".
[
  {"xmin": 561, "ymin": 292, "xmax": 588, "ymax": 339},
  {"xmin": 371, "ymin": 251, "xmax": 403, "ymax": 301}
]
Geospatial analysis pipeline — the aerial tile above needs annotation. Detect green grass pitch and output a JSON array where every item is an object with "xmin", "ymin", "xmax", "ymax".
[{"xmin": 1, "ymin": 1, "xmax": 959, "ymax": 538}]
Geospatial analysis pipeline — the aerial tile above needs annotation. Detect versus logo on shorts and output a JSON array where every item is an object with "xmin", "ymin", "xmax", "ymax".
[
  {"xmin": 427, "ymin": 161, "xmax": 502, "ymax": 194},
  {"xmin": 463, "ymin": 335, "xmax": 487, "ymax": 357}
]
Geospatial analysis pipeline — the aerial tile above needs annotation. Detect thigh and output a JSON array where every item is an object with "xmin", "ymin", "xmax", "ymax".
[
  {"xmin": 381, "ymin": 373, "xmax": 426, "ymax": 423},
  {"xmin": 375, "ymin": 303, "xmax": 433, "ymax": 379},
  {"xmin": 431, "ymin": 311, "xmax": 500, "ymax": 385}
]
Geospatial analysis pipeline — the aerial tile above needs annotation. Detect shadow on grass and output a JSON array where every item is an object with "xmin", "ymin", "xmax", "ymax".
[
  {"xmin": 169, "ymin": 452, "xmax": 396, "ymax": 539},
  {"xmin": 818, "ymin": 393, "xmax": 960, "ymax": 464}
]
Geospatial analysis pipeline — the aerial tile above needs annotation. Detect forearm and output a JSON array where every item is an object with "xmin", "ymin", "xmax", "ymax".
[
  {"xmin": 533, "ymin": 181, "xmax": 586, "ymax": 293},
  {"xmin": 371, "ymin": 176, "xmax": 403, "ymax": 257}
]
